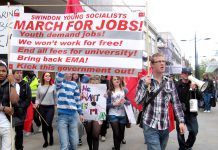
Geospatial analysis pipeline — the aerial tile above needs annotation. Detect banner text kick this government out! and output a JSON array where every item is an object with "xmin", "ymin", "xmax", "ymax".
[{"xmin": 9, "ymin": 12, "xmax": 145, "ymax": 76}]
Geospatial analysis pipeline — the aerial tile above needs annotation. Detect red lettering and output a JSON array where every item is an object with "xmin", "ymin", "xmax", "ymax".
[
  {"xmin": 117, "ymin": 20, "xmax": 128, "ymax": 30},
  {"xmin": 83, "ymin": 20, "xmax": 93, "ymax": 30},
  {"xmin": 25, "ymin": 21, "xmax": 34, "ymax": 30},
  {"xmin": 129, "ymin": 21, "xmax": 139, "ymax": 31},
  {"xmin": 35, "ymin": 21, "xmax": 44, "ymax": 30},
  {"xmin": 45, "ymin": 22, "xmax": 53, "ymax": 31},
  {"xmin": 14, "ymin": 20, "xmax": 26, "ymax": 30},
  {"xmin": 74, "ymin": 20, "xmax": 83, "ymax": 30},
  {"xmin": 106, "ymin": 20, "xmax": 117, "ymax": 30},
  {"xmin": 66, "ymin": 20, "xmax": 93, "ymax": 31}
]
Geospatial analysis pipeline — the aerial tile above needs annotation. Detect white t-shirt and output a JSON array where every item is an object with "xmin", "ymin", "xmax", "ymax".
[
  {"xmin": 0, "ymin": 83, "xmax": 20, "ymax": 128},
  {"xmin": 0, "ymin": 111, "xmax": 10, "ymax": 128},
  {"xmin": 108, "ymin": 90, "xmax": 126, "ymax": 117},
  {"xmin": 15, "ymin": 83, "xmax": 20, "ymax": 95}
]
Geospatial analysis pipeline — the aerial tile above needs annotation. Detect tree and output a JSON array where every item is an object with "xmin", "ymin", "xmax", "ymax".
[{"xmin": 199, "ymin": 58, "xmax": 216, "ymax": 79}]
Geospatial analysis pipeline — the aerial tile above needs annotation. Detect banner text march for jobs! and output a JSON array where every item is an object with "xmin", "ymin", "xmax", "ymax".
[{"xmin": 10, "ymin": 11, "xmax": 145, "ymax": 76}]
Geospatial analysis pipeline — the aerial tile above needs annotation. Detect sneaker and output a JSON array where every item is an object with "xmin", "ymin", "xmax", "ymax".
[
  {"xmin": 101, "ymin": 136, "xmax": 106, "ymax": 142},
  {"xmin": 121, "ymin": 139, "xmax": 126, "ymax": 144},
  {"xmin": 204, "ymin": 110, "xmax": 207, "ymax": 112},
  {"xmin": 24, "ymin": 132, "xmax": 32, "ymax": 137},
  {"xmin": 207, "ymin": 110, "xmax": 211, "ymax": 113},
  {"xmin": 78, "ymin": 139, "xmax": 82, "ymax": 146}
]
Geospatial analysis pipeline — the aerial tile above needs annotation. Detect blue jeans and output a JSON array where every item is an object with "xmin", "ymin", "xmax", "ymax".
[
  {"xmin": 108, "ymin": 115, "xmax": 127, "ymax": 124},
  {"xmin": 57, "ymin": 112, "xmax": 79, "ymax": 150},
  {"xmin": 143, "ymin": 123, "xmax": 169, "ymax": 150},
  {"xmin": 176, "ymin": 114, "xmax": 198, "ymax": 150},
  {"xmin": 203, "ymin": 92, "xmax": 212, "ymax": 111}
]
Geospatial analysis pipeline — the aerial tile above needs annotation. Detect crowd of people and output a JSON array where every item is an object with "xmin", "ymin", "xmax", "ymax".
[{"xmin": 0, "ymin": 53, "xmax": 217, "ymax": 150}]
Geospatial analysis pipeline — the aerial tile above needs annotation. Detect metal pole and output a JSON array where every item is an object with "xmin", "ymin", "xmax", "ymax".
[{"xmin": 194, "ymin": 32, "xmax": 200, "ymax": 79}]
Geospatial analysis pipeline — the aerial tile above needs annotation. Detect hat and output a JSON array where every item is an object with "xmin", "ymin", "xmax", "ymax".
[
  {"xmin": 0, "ymin": 60, "xmax": 8, "ymax": 69},
  {"xmin": 0, "ymin": 60, "xmax": 8, "ymax": 74},
  {"xmin": 181, "ymin": 67, "xmax": 192, "ymax": 75},
  {"xmin": 80, "ymin": 75, "xmax": 90, "ymax": 83}
]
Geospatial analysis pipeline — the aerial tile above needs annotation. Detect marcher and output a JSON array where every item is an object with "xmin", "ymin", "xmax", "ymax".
[
  {"xmin": 135, "ymin": 53, "xmax": 185, "ymax": 150},
  {"xmin": 23, "ymin": 71, "xmax": 40, "ymax": 135},
  {"xmin": 175, "ymin": 68, "xmax": 202, "ymax": 150},
  {"xmin": 34, "ymin": 72, "xmax": 57, "ymax": 148},
  {"xmin": 72, "ymin": 73, "xmax": 84, "ymax": 146},
  {"xmin": 202, "ymin": 73, "xmax": 215, "ymax": 112},
  {"xmin": 0, "ymin": 60, "xmax": 19, "ymax": 150},
  {"xmin": 55, "ymin": 72, "xmax": 84, "ymax": 150},
  {"xmin": 100, "ymin": 75, "xmax": 109, "ymax": 142},
  {"xmin": 107, "ymin": 76, "xmax": 130, "ymax": 150},
  {"xmin": 83, "ymin": 75, "xmax": 103, "ymax": 150},
  {"xmin": 13, "ymin": 70, "xmax": 32, "ymax": 150},
  {"xmin": 212, "ymin": 76, "xmax": 218, "ymax": 101}
]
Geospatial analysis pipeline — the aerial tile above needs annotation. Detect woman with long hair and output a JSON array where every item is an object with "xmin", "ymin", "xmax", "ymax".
[
  {"xmin": 107, "ymin": 76, "xmax": 130, "ymax": 150},
  {"xmin": 35, "ymin": 72, "xmax": 57, "ymax": 148}
]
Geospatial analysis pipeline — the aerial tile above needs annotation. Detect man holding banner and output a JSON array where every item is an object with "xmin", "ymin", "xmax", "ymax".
[
  {"xmin": 0, "ymin": 60, "xmax": 19, "ymax": 150},
  {"xmin": 135, "ymin": 53, "xmax": 185, "ymax": 150},
  {"xmin": 55, "ymin": 72, "xmax": 84, "ymax": 150}
]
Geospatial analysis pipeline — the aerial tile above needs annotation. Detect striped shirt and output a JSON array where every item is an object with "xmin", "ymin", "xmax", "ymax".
[
  {"xmin": 55, "ymin": 72, "xmax": 83, "ymax": 115},
  {"xmin": 135, "ymin": 76, "xmax": 184, "ymax": 130}
]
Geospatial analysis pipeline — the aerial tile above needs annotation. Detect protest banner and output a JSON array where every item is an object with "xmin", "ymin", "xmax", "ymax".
[
  {"xmin": 124, "ymin": 104, "xmax": 136, "ymax": 124},
  {"xmin": 0, "ymin": 5, "xmax": 24, "ymax": 54},
  {"xmin": 81, "ymin": 83, "xmax": 107, "ymax": 121},
  {"xmin": 9, "ymin": 12, "xmax": 145, "ymax": 76}
]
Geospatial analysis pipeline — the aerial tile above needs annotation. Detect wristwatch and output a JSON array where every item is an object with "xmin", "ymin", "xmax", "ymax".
[{"xmin": 10, "ymin": 82, "xmax": 16, "ymax": 87}]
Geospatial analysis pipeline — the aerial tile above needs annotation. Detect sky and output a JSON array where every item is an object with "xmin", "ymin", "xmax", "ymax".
[{"xmin": 125, "ymin": 0, "xmax": 218, "ymax": 62}]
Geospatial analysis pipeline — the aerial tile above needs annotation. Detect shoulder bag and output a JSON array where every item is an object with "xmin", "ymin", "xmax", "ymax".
[
  {"xmin": 137, "ymin": 80, "xmax": 167, "ymax": 128},
  {"xmin": 38, "ymin": 86, "xmax": 50, "ymax": 106}
]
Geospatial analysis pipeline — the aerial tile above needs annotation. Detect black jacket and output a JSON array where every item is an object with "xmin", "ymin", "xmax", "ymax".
[
  {"xmin": 203, "ymin": 78, "xmax": 215, "ymax": 94},
  {"xmin": 13, "ymin": 80, "xmax": 32, "ymax": 126},
  {"xmin": 175, "ymin": 80, "xmax": 203, "ymax": 116}
]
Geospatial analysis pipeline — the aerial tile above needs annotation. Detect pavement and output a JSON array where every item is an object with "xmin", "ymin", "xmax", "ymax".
[{"xmin": 23, "ymin": 103, "xmax": 218, "ymax": 150}]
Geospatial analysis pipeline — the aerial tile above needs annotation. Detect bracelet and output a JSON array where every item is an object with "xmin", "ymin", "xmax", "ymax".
[{"xmin": 3, "ymin": 106, "xmax": 5, "ymax": 112}]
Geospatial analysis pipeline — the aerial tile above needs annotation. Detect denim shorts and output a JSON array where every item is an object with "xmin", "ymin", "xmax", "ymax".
[{"xmin": 108, "ymin": 115, "xmax": 127, "ymax": 124}]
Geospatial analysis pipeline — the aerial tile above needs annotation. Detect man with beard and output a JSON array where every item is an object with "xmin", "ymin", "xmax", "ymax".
[{"xmin": 0, "ymin": 60, "xmax": 19, "ymax": 149}]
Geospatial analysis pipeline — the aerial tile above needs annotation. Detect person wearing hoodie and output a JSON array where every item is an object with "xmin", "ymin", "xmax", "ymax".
[
  {"xmin": 0, "ymin": 60, "xmax": 19, "ymax": 149},
  {"xmin": 13, "ymin": 70, "xmax": 31, "ymax": 150}
]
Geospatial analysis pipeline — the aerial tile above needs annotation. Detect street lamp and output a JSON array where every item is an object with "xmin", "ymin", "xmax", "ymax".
[{"xmin": 181, "ymin": 33, "xmax": 211, "ymax": 79}]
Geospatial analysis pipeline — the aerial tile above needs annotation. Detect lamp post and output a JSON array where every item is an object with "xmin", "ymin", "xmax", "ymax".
[
  {"xmin": 181, "ymin": 33, "xmax": 211, "ymax": 79},
  {"xmin": 194, "ymin": 33, "xmax": 199, "ymax": 79}
]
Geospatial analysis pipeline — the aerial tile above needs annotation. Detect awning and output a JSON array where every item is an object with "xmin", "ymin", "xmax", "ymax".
[{"xmin": 206, "ymin": 61, "xmax": 218, "ymax": 72}]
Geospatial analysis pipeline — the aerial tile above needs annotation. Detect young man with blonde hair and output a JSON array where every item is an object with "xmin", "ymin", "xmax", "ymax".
[{"xmin": 135, "ymin": 53, "xmax": 185, "ymax": 150}]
